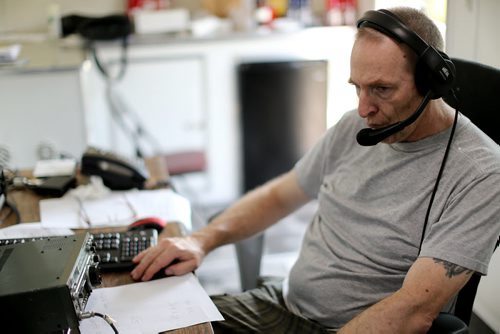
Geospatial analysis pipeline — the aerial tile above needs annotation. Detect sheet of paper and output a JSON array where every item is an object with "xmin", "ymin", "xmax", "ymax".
[
  {"xmin": 33, "ymin": 158, "xmax": 77, "ymax": 177},
  {"xmin": 79, "ymin": 273, "xmax": 223, "ymax": 334},
  {"xmin": 0, "ymin": 43, "xmax": 21, "ymax": 62},
  {"xmin": 0, "ymin": 222, "xmax": 73, "ymax": 239},
  {"xmin": 39, "ymin": 189, "xmax": 192, "ymax": 230}
]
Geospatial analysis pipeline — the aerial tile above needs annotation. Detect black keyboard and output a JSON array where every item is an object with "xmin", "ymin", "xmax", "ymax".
[
  {"xmin": 93, "ymin": 229, "xmax": 158, "ymax": 271},
  {"xmin": 0, "ymin": 229, "xmax": 158, "ymax": 271}
]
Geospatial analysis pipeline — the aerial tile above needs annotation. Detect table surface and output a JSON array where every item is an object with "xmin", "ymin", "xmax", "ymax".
[{"xmin": 0, "ymin": 162, "xmax": 214, "ymax": 334}]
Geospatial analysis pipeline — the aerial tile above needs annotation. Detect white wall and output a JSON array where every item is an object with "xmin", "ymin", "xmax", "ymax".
[
  {"xmin": 446, "ymin": 0, "xmax": 500, "ymax": 68},
  {"xmin": 474, "ymin": 251, "xmax": 500, "ymax": 333},
  {"xmin": 446, "ymin": 1, "xmax": 500, "ymax": 332}
]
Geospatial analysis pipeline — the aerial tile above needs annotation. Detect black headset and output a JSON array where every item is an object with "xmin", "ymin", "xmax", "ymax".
[{"xmin": 357, "ymin": 9, "xmax": 456, "ymax": 99}]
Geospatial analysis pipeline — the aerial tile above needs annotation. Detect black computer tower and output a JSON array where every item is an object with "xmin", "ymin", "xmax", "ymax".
[{"xmin": 238, "ymin": 60, "xmax": 328, "ymax": 192}]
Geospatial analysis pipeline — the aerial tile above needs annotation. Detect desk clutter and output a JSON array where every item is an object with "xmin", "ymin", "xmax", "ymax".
[
  {"xmin": 40, "ymin": 187, "xmax": 192, "ymax": 230},
  {"xmin": 0, "ymin": 195, "xmax": 212, "ymax": 333},
  {"xmin": 0, "ymin": 147, "xmax": 218, "ymax": 333},
  {"xmin": 0, "ymin": 231, "xmax": 223, "ymax": 333}
]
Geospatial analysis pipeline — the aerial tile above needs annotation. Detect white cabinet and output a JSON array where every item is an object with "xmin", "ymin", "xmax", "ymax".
[
  {"xmin": 81, "ymin": 55, "xmax": 206, "ymax": 158},
  {"xmin": 0, "ymin": 69, "xmax": 86, "ymax": 168},
  {"xmin": 80, "ymin": 47, "xmax": 214, "ymax": 204}
]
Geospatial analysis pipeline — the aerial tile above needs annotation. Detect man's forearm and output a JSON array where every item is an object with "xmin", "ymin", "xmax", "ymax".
[
  {"xmin": 338, "ymin": 257, "xmax": 472, "ymax": 334},
  {"xmin": 338, "ymin": 289, "xmax": 435, "ymax": 334},
  {"xmin": 191, "ymin": 171, "xmax": 309, "ymax": 254}
]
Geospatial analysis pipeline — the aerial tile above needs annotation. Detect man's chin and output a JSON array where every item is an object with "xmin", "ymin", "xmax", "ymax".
[{"xmin": 381, "ymin": 134, "xmax": 399, "ymax": 144}]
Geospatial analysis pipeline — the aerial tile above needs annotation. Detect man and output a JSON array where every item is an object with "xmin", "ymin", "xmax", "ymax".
[{"xmin": 131, "ymin": 7, "xmax": 500, "ymax": 333}]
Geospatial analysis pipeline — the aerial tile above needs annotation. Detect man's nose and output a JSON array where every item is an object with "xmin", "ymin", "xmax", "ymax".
[{"xmin": 357, "ymin": 90, "xmax": 377, "ymax": 118}]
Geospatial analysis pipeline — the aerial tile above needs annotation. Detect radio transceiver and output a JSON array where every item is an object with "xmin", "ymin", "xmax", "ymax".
[{"xmin": 0, "ymin": 233, "xmax": 101, "ymax": 333}]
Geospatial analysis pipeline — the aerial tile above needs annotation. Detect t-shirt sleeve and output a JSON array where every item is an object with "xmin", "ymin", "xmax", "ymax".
[{"xmin": 420, "ymin": 173, "xmax": 500, "ymax": 275}]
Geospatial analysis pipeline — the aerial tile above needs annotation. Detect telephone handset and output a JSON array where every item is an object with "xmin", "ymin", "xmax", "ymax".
[{"xmin": 80, "ymin": 147, "xmax": 148, "ymax": 190}]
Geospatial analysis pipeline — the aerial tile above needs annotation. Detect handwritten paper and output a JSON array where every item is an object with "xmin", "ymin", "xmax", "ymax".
[
  {"xmin": 40, "ymin": 188, "xmax": 192, "ymax": 230},
  {"xmin": 79, "ymin": 273, "xmax": 223, "ymax": 333}
]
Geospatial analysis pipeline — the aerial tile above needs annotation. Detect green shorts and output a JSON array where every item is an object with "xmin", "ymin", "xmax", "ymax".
[{"xmin": 210, "ymin": 278, "xmax": 330, "ymax": 334}]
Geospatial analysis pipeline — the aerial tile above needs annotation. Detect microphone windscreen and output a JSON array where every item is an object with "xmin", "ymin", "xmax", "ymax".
[
  {"xmin": 356, "ymin": 128, "xmax": 380, "ymax": 146},
  {"xmin": 356, "ymin": 121, "xmax": 406, "ymax": 146}
]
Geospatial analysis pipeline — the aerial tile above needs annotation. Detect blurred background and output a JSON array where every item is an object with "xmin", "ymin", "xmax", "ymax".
[{"xmin": 0, "ymin": 1, "xmax": 498, "ymax": 332}]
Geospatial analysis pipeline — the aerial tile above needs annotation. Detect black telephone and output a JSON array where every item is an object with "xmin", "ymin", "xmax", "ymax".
[
  {"xmin": 80, "ymin": 147, "xmax": 148, "ymax": 190},
  {"xmin": 61, "ymin": 14, "xmax": 132, "ymax": 41}
]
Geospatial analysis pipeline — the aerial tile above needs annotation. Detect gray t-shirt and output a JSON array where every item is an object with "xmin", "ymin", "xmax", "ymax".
[{"xmin": 284, "ymin": 110, "xmax": 500, "ymax": 329}]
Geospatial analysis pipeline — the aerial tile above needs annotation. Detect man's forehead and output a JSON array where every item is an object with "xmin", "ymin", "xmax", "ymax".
[
  {"xmin": 354, "ymin": 29, "xmax": 403, "ymax": 54},
  {"xmin": 351, "ymin": 37, "xmax": 414, "ymax": 79},
  {"xmin": 354, "ymin": 28, "xmax": 417, "ymax": 63}
]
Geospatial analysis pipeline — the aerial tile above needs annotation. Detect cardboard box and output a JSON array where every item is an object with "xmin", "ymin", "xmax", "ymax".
[{"xmin": 132, "ymin": 8, "xmax": 190, "ymax": 34}]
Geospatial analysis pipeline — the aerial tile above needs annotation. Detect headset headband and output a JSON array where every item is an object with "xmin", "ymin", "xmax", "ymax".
[
  {"xmin": 356, "ymin": 9, "xmax": 455, "ymax": 98},
  {"xmin": 357, "ymin": 9, "xmax": 430, "ymax": 58}
]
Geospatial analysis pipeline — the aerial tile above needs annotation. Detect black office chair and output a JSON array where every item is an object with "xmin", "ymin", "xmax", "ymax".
[{"xmin": 429, "ymin": 57, "xmax": 500, "ymax": 333}]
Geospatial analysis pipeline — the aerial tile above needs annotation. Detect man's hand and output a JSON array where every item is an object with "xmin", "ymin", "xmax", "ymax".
[{"xmin": 130, "ymin": 235, "xmax": 206, "ymax": 281}]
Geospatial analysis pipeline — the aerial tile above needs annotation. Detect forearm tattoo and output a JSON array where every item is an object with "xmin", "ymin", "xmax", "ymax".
[{"xmin": 433, "ymin": 258, "xmax": 474, "ymax": 278}]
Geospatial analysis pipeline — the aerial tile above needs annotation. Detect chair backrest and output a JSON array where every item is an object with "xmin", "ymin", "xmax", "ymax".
[
  {"xmin": 444, "ymin": 58, "xmax": 500, "ymax": 144},
  {"xmin": 443, "ymin": 57, "xmax": 500, "ymax": 324}
]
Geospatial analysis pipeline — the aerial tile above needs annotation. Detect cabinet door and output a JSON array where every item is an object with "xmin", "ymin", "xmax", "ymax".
[
  {"xmin": 81, "ymin": 55, "xmax": 206, "ymax": 158},
  {"xmin": 0, "ymin": 70, "xmax": 85, "ymax": 168}
]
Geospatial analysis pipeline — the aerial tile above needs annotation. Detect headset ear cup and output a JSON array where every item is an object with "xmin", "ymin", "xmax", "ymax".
[
  {"xmin": 414, "ymin": 55, "xmax": 456, "ymax": 99},
  {"xmin": 442, "ymin": 56, "xmax": 456, "ymax": 89},
  {"xmin": 414, "ymin": 60, "xmax": 431, "ymax": 97},
  {"xmin": 429, "ymin": 58, "xmax": 456, "ymax": 99}
]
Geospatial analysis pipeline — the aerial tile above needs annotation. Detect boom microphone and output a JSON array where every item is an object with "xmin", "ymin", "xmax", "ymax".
[{"xmin": 356, "ymin": 91, "xmax": 433, "ymax": 146}]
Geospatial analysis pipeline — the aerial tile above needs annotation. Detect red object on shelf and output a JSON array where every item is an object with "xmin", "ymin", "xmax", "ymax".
[
  {"xmin": 163, "ymin": 151, "xmax": 207, "ymax": 176},
  {"xmin": 325, "ymin": 0, "xmax": 357, "ymax": 26},
  {"xmin": 126, "ymin": 0, "xmax": 168, "ymax": 14}
]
